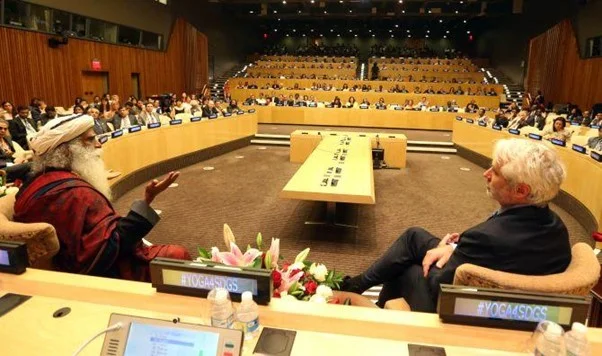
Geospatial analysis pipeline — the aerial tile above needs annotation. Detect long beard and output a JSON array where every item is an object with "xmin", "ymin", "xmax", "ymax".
[{"xmin": 69, "ymin": 142, "xmax": 112, "ymax": 201}]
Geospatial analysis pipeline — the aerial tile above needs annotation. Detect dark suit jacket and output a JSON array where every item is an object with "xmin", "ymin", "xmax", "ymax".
[
  {"xmin": 427, "ymin": 205, "xmax": 571, "ymax": 300},
  {"xmin": 8, "ymin": 117, "xmax": 37, "ymax": 150},
  {"xmin": 201, "ymin": 106, "xmax": 219, "ymax": 117},
  {"xmin": 111, "ymin": 115, "xmax": 140, "ymax": 130},
  {"xmin": 93, "ymin": 119, "xmax": 112, "ymax": 135},
  {"xmin": 0, "ymin": 136, "xmax": 16, "ymax": 163}
]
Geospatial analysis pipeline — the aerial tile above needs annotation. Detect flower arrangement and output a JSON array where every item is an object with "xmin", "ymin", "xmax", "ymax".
[{"xmin": 197, "ymin": 224, "xmax": 345, "ymax": 303}]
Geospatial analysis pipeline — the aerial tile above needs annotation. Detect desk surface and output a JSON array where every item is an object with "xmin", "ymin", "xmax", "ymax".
[
  {"xmin": 280, "ymin": 136, "xmax": 375, "ymax": 204},
  {"xmin": 2, "ymin": 269, "xmax": 602, "ymax": 355}
]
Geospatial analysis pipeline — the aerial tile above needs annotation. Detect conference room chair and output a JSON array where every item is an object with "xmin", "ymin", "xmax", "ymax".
[
  {"xmin": 175, "ymin": 113, "xmax": 192, "ymax": 121},
  {"xmin": 159, "ymin": 115, "xmax": 171, "ymax": 125},
  {"xmin": 338, "ymin": 243, "xmax": 600, "ymax": 312},
  {"xmin": 0, "ymin": 191, "xmax": 59, "ymax": 270}
]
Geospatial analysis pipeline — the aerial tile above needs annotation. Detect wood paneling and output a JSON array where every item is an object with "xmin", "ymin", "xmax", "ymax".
[
  {"xmin": 525, "ymin": 19, "xmax": 602, "ymax": 109},
  {"xmin": 0, "ymin": 18, "xmax": 208, "ymax": 107}
]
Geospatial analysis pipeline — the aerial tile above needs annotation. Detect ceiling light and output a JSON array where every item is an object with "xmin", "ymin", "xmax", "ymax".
[
  {"xmin": 273, "ymin": 10, "xmax": 277, "ymax": 14},
  {"xmin": 466, "ymin": 30, "xmax": 470, "ymax": 34},
  {"xmin": 349, "ymin": 29, "xmax": 353, "ymax": 32},
  {"xmin": 249, "ymin": 11, "xmax": 254, "ymax": 14},
  {"xmin": 337, "ymin": 34, "xmax": 341, "ymax": 37},
  {"xmin": 460, "ymin": 1, "xmax": 464, "ymax": 3},
  {"xmin": 292, "ymin": 29, "xmax": 296, "ymax": 32},
  {"xmin": 302, "ymin": 34, "xmax": 306, "ymax": 37},
  {"xmin": 311, "ymin": 29, "xmax": 314, "ymax": 32},
  {"xmin": 349, "ymin": 10, "xmax": 352, "ymax": 13},
  {"xmin": 354, "ymin": 34, "xmax": 358, "ymax": 37},
  {"xmin": 391, "ymin": 35, "xmax": 394, "ymax": 38},
  {"xmin": 278, "ymin": 18, "xmax": 281, "ymax": 21},
  {"xmin": 311, "ymin": 0, "xmax": 315, "ymax": 3},
  {"xmin": 399, "ymin": 0, "xmax": 403, "ymax": 3},
  {"xmin": 407, "ymin": 35, "xmax": 411, "ymax": 38},
  {"xmin": 324, "ymin": 10, "xmax": 327, "ymax": 14},
  {"xmin": 428, "ymin": 10, "xmax": 432, "ymax": 14},
  {"xmin": 298, "ymin": 10, "xmax": 301, "ymax": 14},
  {"xmin": 286, "ymin": 34, "xmax": 289, "ymax": 37},
  {"xmin": 443, "ymin": 35, "xmax": 447, "ymax": 39},
  {"xmin": 439, "ymin": 19, "xmax": 443, "ymax": 23},
  {"xmin": 320, "ymin": 34, "xmax": 323, "ymax": 37},
  {"xmin": 282, "ymin": 0, "xmax": 286, "ymax": 4},
  {"xmin": 455, "ymin": 10, "xmax": 459, "ymax": 14},
  {"xmin": 407, "ymin": 29, "xmax": 410, "ymax": 33},
  {"xmin": 369, "ymin": 29, "xmax": 372, "ymax": 33},
  {"xmin": 331, "ymin": 29, "xmax": 334, "ymax": 32},
  {"xmin": 274, "ymin": 29, "xmax": 278, "ymax": 32},
  {"xmin": 339, "ymin": 0, "xmax": 343, "ymax": 3},
  {"xmin": 395, "ymin": 24, "xmax": 399, "ymax": 28},
  {"xmin": 427, "ymin": 30, "xmax": 430, "ymax": 33},
  {"xmin": 464, "ymin": 20, "xmax": 467, "ymax": 23},
  {"xmin": 372, "ymin": 34, "xmax": 375, "ymax": 37},
  {"xmin": 426, "ymin": 35, "xmax": 429, "ymax": 38},
  {"xmin": 402, "ymin": 10, "xmax": 405, "ymax": 13},
  {"xmin": 446, "ymin": 30, "xmax": 449, "ymax": 34}
]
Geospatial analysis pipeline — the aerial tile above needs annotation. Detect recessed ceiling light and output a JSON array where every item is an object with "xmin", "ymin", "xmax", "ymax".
[
  {"xmin": 339, "ymin": 0, "xmax": 343, "ymax": 3},
  {"xmin": 446, "ymin": 30, "xmax": 449, "ymax": 34},
  {"xmin": 278, "ymin": 18, "xmax": 281, "ymax": 21},
  {"xmin": 349, "ymin": 29, "xmax": 353, "ymax": 32},
  {"xmin": 311, "ymin": 29, "xmax": 314, "ymax": 32},
  {"xmin": 354, "ymin": 34, "xmax": 358, "ymax": 37},
  {"xmin": 273, "ymin": 10, "xmax": 277, "ymax": 14},
  {"xmin": 372, "ymin": 34, "xmax": 375, "ymax": 37},
  {"xmin": 298, "ymin": 10, "xmax": 301, "ymax": 14},
  {"xmin": 426, "ymin": 35, "xmax": 429, "ymax": 38},
  {"xmin": 455, "ymin": 10, "xmax": 459, "ymax": 14},
  {"xmin": 407, "ymin": 35, "xmax": 411, "ymax": 38},
  {"xmin": 369, "ymin": 29, "xmax": 372, "ymax": 33},
  {"xmin": 337, "ymin": 34, "xmax": 341, "ymax": 37},
  {"xmin": 311, "ymin": 0, "xmax": 315, "ymax": 3},
  {"xmin": 428, "ymin": 10, "xmax": 432, "ymax": 14},
  {"xmin": 439, "ymin": 19, "xmax": 443, "ymax": 23},
  {"xmin": 331, "ymin": 29, "xmax": 334, "ymax": 32},
  {"xmin": 282, "ymin": 0, "xmax": 286, "ymax": 4},
  {"xmin": 274, "ymin": 29, "xmax": 277, "ymax": 32},
  {"xmin": 427, "ymin": 30, "xmax": 430, "ymax": 33},
  {"xmin": 444, "ymin": 35, "xmax": 447, "ymax": 39},
  {"xmin": 349, "ymin": 10, "xmax": 352, "ymax": 13},
  {"xmin": 466, "ymin": 30, "xmax": 470, "ymax": 34},
  {"xmin": 324, "ymin": 10, "xmax": 327, "ymax": 14},
  {"xmin": 395, "ymin": 24, "xmax": 399, "ymax": 28},
  {"xmin": 391, "ymin": 35, "xmax": 394, "ymax": 38},
  {"xmin": 464, "ymin": 20, "xmax": 467, "ymax": 23},
  {"xmin": 389, "ymin": 29, "xmax": 392, "ymax": 32},
  {"xmin": 407, "ymin": 30, "xmax": 410, "ymax": 33},
  {"xmin": 399, "ymin": 0, "xmax": 403, "ymax": 3},
  {"xmin": 292, "ymin": 29, "xmax": 296, "ymax": 32},
  {"xmin": 286, "ymin": 34, "xmax": 289, "ymax": 37},
  {"xmin": 402, "ymin": 10, "xmax": 405, "ymax": 13},
  {"xmin": 249, "ymin": 11, "xmax": 254, "ymax": 14},
  {"xmin": 302, "ymin": 34, "xmax": 306, "ymax": 37}
]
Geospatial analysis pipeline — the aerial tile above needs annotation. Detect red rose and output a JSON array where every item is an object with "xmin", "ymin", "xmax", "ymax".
[
  {"xmin": 273, "ymin": 290, "xmax": 281, "ymax": 298},
  {"xmin": 304, "ymin": 280, "xmax": 318, "ymax": 295},
  {"xmin": 272, "ymin": 270, "xmax": 282, "ymax": 289}
]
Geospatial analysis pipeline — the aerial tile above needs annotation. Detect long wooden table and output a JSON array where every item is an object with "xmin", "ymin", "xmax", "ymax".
[
  {"xmin": 247, "ymin": 67, "xmax": 356, "ymax": 78},
  {"xmin": 101, "ymin": 113, "xmax": 258, "ymax": 187},
  {"xmin": 376, "ymin": 70, "xmax": 485, "ymax": 82},
  {"xmin": 453, "ymin": 119, "xmax": 602, "ymax": 230},
  {"xmin": 290, "ymin": 130, "xmax": 407, "ymax": 169},
  {"xmin": 247, "ymin": 105, "xmax": 476, "ymax": 131},
  {"xmin": 232, "ymin": 88, "xmax": 499, "ymax": 108},
  {"xmin": 370, "ymin": 58, "xmax": 475, "ymax": 66},
  {"xmin": 261, "ymin": 55, "xmax": 356, "ymax": 62},
  {"xmin": 256, "ymin": 60, "xmax": 356, "ymax": 67},
  {"xmin": 2, "ymin": 269, "xmax": 602, "ymax": 355},
  {"xmin": 229, "ymin": 78, "xmax": 504, "ymax": 94}
]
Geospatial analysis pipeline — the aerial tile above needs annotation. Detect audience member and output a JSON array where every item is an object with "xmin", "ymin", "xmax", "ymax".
[
  {"xmin": 39, "ymin": 106, "xmax": 57, "ymax": 126},
  {"xmin": 0, "ymin": 118, "xmax": 31, "ymax": 182},
  {"xmin": 543, "ymin": 118, "xmax": 572, "ymax": 142},
  {"xmin": 140, "ymin": 103, "xmax": 161, "ymax": 124},
  {"xmin": 587, "ymin": 127, "xmax": 602, "ymax": 151},
  {"xmin": 112, "ymin": 106, "xmax": 141, "ymax": 129},
  {"xmin": 89, "ymin": 108, "xmax": 111, "ymax": 134},
  {"xmin": 9, "ymin": 105, "xmax": 38, "ymax": 149}
]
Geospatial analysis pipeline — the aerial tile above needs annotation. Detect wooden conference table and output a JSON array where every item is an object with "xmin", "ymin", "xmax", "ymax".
[
  {"xmin": 376, "ymin": 70, "xmax": 485, "ymax": 82},
  {"xmin": 281, "ymin": 135, "xmax": 375, "ymax": 227},
  {"xmin": 246, "ymin": 105, "xmax": 477, "ymax": 131},
  {"xmin": 232, "ymin": 88, "xmax": 500, "ymax": 108},
  {"xmin": 7, "ymin": 268, "xmax": 597, "ymax": 355},
  {"xmin": 247, "ymin": 67, "xmax": 356, "ymax": 78},
  {"xmin": 453, "ymin": 119, "xmax": 602, "ymax": 231}
]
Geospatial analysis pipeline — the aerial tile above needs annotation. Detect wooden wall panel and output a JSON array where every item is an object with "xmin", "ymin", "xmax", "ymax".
[
  {"xmin": 0, "ymin": 18, "xmax": 208, "ymax": 107},
  {"xmin": 525, "ymin": 19, "xmax": 602, "ymax": 110}
]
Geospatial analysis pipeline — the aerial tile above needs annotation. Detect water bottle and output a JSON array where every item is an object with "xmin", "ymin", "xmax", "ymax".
[
  {"xmin": 208, "ymin": 288, "xmax": 234, "ymax": 329},
  {"xmin": 565, "ymin": 322, "xmax": 590, "ymax": 356},
  {"xmin": 236, "ymin": 291, "xmax": 260, "ymax": 340},
  {"xmin": 533, "ymin": 321, "xmax": 565, "ymax": 356}
]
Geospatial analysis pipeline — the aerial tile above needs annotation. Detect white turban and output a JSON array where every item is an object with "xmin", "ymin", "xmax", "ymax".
[{"xmin": 30, "ymin": 114, "xmax": 94, "ymax": 156}]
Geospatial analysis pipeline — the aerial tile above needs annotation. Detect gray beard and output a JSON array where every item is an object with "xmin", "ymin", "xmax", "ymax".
[{"xmin": 69, "ymin": 142, "xmax": 112, "ymax": 201}]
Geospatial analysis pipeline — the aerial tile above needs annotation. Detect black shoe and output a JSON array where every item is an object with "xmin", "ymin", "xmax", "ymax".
[{"xmin": 340, "ymin": 275, "xmax": 368, "ymax": 295}]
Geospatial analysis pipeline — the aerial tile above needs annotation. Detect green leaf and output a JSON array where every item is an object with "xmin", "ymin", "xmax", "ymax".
[
  {"xmin": 252, "ymin": 257, "xmax": 263, "ymax": 269},
  {"xmin": 197, "ymin": 247, "xmax": 211, "ymax": 259},
  {"xmin": 256, "ymin": 232, "xmax": 263, "ymax": 249},
  {"xmin": 264, "ymin": 253, "xmax": 272, "ymax": 270},
  {"xmin": 288, "ymin": 281, "xmax": 299, "ymax": 294}
]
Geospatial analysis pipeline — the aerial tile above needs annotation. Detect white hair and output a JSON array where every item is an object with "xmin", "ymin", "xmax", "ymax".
[
  {"xmin": 492, "ymin": 138, "xmax": 566, "ymax": 206},
  {"xmin": 32, "ymin": 139, "xmax": 112, "ymax": 200}
]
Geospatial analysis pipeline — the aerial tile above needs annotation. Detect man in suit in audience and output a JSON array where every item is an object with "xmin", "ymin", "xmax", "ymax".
[
  {"xmin": 201, "ymin": 100, "xmax": 220, "ymax": 118},
  {"xmin": 588, "ymin": 127, "xmax": 602, "ymax": 151},
  {"xmin": 140, "ymin": 103, "xmax": 161, "ymax": 124},
  {"xmin": 526, "ymin": 108, "xmax": 546, "ymax": 130},
  {"xmin": 9, "ymin": 106, "xmax": 38, "ymax": 150},
  {"xmin": 89, "ymin": 108, "xmax": 111, "ymax": 134},
  {"xmin": 0, "ymin": 118, "xmax": 31, "ymax": 182},
  {"xmin": 39, "ymin": 106, "xmax": 57, "ymax": 126},
  {"xmin": 112, "ymin": 106, "xmax": 141, "ymax": 130},
  {"xmin": 342, "ymin": 139, "xmax": 570, "ymax": 312}
]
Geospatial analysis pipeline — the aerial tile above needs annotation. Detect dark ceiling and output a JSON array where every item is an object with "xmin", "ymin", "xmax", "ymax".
[{"xmin": 206, "ymin": 0, "xmax": 517, "ymax": 39}]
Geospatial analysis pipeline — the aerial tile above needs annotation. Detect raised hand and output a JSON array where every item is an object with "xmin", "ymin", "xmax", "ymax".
[{"xmin": 144, "ymin": 171, "xmax": 180, "ymax": 205}]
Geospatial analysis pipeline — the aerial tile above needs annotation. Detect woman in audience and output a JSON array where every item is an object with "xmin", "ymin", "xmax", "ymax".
[
  {"xmin": 375, "ymin": 98, "xmax": 387, "ymax": 110},
  {"xmin": 1, "ymin": 101, "xmax": 16, "ymax": 120},
  {"xmin": 226, "ymin": 99, "xmax": 240, "ymax": 113},
  {"xmin": 99, "ymin": 97, "xmax": 110, "ymax": 114},
  {"xmin": 170, "ymin": 99, "xmax": 187, "ymax": 119},
  {"xmin": 404, "ymin": 99, "xmax": 415, "ymax": 110},
  {"xmin": 189, "ymin": 100, "xmax": 202, "ymax": 116},
  {"xmin": 476, "ymin": 108, "xmax": 490, "ymax": 126},
  {"xmin": 332, "ymin": 96, "xmax": 342, "ymax": 108},
  {"xmin": 543, "ymin": 118, "xmax": 572, "ymax": 142},
  {"xmin": 345, "ymin": 96, "xmax": 358, "ymax": 109}
]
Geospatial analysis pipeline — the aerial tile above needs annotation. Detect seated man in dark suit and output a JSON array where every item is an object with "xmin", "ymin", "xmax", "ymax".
[
  {"xmin": 8, "ymin": 106, "xmax": 38, "ymax": 150},
  {"xmin": 111, "ymin": 106, "xmax": 141, "ymax": 130},
  {"xmin": 89, "ymin": 108, "xmax": 111, "ymax": 134},
  {"xmin": 588, "ymin": 126, "xmax": 602, "ymax": 151},
  {"xmin": 201, "ymin": 100, "xmax": 220, "ymax": 118},
  {"xmin": 342, "ymin": 138, "xmax": 571, "ymax": 312},
  {"xmin": 39, "ymin": 106, "xmax": 57, "ymax": 126}
]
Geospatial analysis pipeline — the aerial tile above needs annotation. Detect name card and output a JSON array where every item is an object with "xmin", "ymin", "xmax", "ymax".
[
  {"xmin": 236, "ymin": 110, "xmax": 244, "ymax": 115},
  {"xmin": 551, "ymin": 138, "xmax": 566, "ymax": 147},
  {"xmin": 128, "ymin": 125, "xmax": 142, "ymax": 133},
  {"xmin": 147, "ymin": 122, "xmax": 161, "ymax": 129},
  {"xmin": 466, "ymin": 118, "xmax": 474, "ymax": 124},
  {"xmin": 572, "ymin": 144, "xmax": 587, "ymax": 154},
  {"xmin": 223, "ymin": 112, "xmax": 232, "ymax": 117},
  {"xmin": 191, "ymin": 116, "xmax": 202, "ymax": 122},
  {"xmin": 492, "ymin": 125, "xmax": 502, "ymax": 131},
  {"xmin": 248, "ymin": 109, "xmax": 256, "ymax": 113},
  {"xmin": 592, "ymin": 125, "xmax": 600, "ymax": 129},
  {"xmin": 98, "ymin": 135, "xmax": 109, "ymax": 144},
  {"xmin": 111, "ymin": 130, "xmax": 123, "ymax": 138},
  {"xmin": 209, "ymin": 114, "xmax": 218, "ymax": 119},
  {"xmin": 276, "ymin": 103, "xmax": 284, "ymax": 107},
  {"xmin": 478, "ymin": 121, "xmax": 487, "ymax": 127},
  {"xmin": 456, "ymin": 116, "xmax": 463, "ymax": 121},
  {"xmin": 170, "ymin": 119, "xmax": 182, "ymax": 125},
  {"xmin": 293, "ymin": 104, "xmax": 300, "ymax": 107},
  {"xmin": 150, "ymin": 258, "xmax": 272, "ymax": 305},
  {"xmin": 528, "ymin": 133, "xmax": 542, "ymax": 141},
  {"xmin": 508, "ymin": 129, "xmax": 520, "ymax": 135},
  {"xmin": 308, "ymin": 103, "xmax": 317, "ymax": 107},
  {"xmin": 359, "ymin": 105, "xmax": 369, "ymax": 109},
  {"xmin": 592, "ymin": 151, "xmax": 602, "ymax": 163},
  {"xmin": 376, "ymin": 106, "xmax": 386, "ymax": 110},
  {"xmin": 571, "ymin": 122, "xmax": 581, "ymax": 126}
]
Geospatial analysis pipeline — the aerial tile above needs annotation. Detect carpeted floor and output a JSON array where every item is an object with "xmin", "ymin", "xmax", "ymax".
[{"xmin": 113, "ymin": 142, "xmax": 594, "ymax": 277}]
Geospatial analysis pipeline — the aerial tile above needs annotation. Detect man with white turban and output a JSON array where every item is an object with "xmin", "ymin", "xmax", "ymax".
[{"xmin": 14, "ymin": 114, "xmax": 190, "ymax": 281}]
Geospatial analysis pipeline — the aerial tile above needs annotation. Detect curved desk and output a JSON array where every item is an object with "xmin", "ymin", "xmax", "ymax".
[
  {"xmin": 101, "ymin": 113, "xmax": 258, "ymax": 196},
  {"xmin": 229, "ymin": 78, "xmax": 504, "ymax": 94},
  {"xmin": 453, "ymin": 119, "xmax": 602, "ymax": 232},
  {"xmin": 250, "ymin": 105, "xmax": 476, "ymax": 131},
  {"xmin": 376, "ymin": 70, "xmax": 485, "ymax": 82},
  {"xmin": 4, "ymin": 269, "xmax": 602, "ymax": 354},
  {"xmin": 232, "ymin": 88, "xmax": 499, "ymax": 108},
  {"xmin": 247, "ymin": 67, "xmax": 356, "ymax": 78}
]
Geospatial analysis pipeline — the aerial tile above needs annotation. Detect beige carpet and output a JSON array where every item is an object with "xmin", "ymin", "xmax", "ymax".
[{"xmin": 113, "ymin": 142, "xmax": 595, "ymax": 276}]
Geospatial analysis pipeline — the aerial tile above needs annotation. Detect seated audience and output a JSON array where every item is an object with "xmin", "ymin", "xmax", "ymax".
[
  {"xmin": 341, "ymin": 139, "xmax": 570, "ymax": 311},
  {"xmin": 375, "ymin": 98, "xmax": 387, "ymax": 110},
  {"xmin": 1, "ymin": 101, "xmax": 16, "ymax": 121},
  {"xmin": 590, "ymin": 112, "xmax": 602, "ymax": 127},
  {"xmin": 140, "ymin": 102, "xmax": 161, "ymax": 124},
  {"xmin": 493, "ymin": 110, "xmax": 509, "ymax": 128},
  {"xmin": 39, "ymin": 106, "xmax": 57, "ymax": 126},
  {"xmin": 14, "ymin": 115, "xmax": 190, "ymax": 281},
  {"xmin": 227, "ymin": 99, "xmax": 240, "ymax": 113},
  {"xmin": 170, "ymin": 99, "xmax": 187, "ymax": 118},
  {"xmin": 345, "ymin": 96, "xmax": 358, "ymax": 109},
  {"xmin": 476, "ymin": 108, "xmax": 489, "ymax": 125},
  {"xmin": 543, "ymin": 118, "xmax": 572, "ymax": 142},
  {"xmin": 89, "ymin": 108, "xmax": 111, "ymax": 134},
  {"xmin": 332, "ymin": 97, "xmax": 343, "ymax": 108},
  {"xmin": 112, "ymin": 106, "xmax": 141, "ymax": 129},
  {"xmin": 202, "ymin": 100, "xmax": 220, "ymax": 117},
  {"xmin": 527, "ymin": 108, "xmax": 546, "ymax": 130},
  {"xmin": 9, "ymin": 105, "xmax": 38, "ymax": 150},
  {"xmin": 0, "ymin": 118, "xmax": 31, "ymax": 182},
  {"xmin": 587, "ymin": 126, "xmax": 602, "ymax": 151},
  {"xmin": 73, "ymin": 105, "xmax": 85, "ymax": 115}
]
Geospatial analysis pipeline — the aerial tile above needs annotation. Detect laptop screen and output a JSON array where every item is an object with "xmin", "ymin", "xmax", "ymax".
[{"xmin": 124, "ymin": 322, "xmax": 220, "ymax": 356}]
